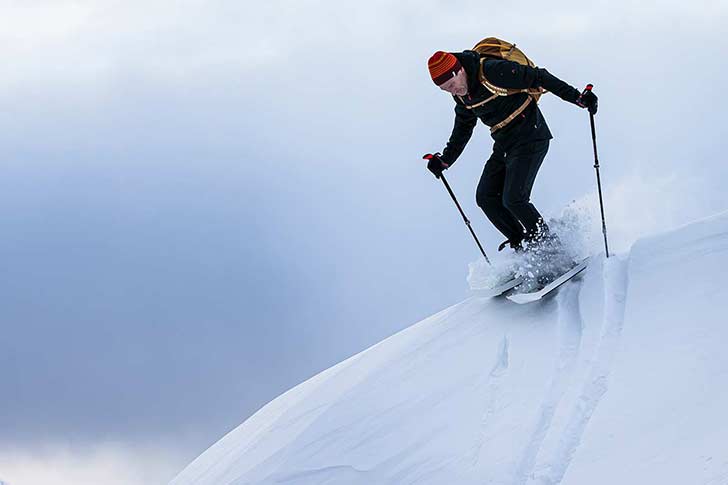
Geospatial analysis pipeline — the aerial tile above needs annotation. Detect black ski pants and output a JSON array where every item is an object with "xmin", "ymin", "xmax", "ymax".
[{"xmin": 476, "ymin": 140, "xmax": 549, "ymax": 244}]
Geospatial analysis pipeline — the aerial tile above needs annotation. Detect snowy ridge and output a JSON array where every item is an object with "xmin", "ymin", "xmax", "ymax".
[
  {"xmin": 171, "ymin": 210, "xmax": 728, "ymax": 485},
  {"xmin": 530, "ymin": 256, "xmax": 629, "ymax": 484}
]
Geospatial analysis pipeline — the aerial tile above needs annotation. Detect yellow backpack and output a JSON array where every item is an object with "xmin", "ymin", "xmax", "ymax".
[{"xmin": 472, "ymin": 37, "xmax": 544, "ymax": 102}]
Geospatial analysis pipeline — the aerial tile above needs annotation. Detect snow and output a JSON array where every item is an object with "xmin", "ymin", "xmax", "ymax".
[
  {"xmin": 171, "ymin": 210, "xmax": 728, "ymax": 485},
  {"xmin": 468, "ymin": 203, "xmax": 593, "ymax": 295}
]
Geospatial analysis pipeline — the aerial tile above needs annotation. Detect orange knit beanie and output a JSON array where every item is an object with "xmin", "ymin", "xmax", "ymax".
[{"xmin": 428, "ymin": 51, "xmax": 462, "ymax": 85}]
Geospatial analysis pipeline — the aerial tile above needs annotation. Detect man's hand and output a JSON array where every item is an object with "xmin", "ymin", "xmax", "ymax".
[
  {"xmin": 423, "ymin": 153, "xmax": 449, "ymax": 179},
  {"xmin": 576, "ymin": 86, "xmax": 598, "ymax": 115}
]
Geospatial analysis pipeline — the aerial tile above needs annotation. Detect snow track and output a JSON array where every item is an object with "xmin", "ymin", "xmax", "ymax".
[
  {"xmin": 172, "ymin": 211, "xmax": 728, "ymax": 485},
  {"xmin": 531, "ymin": 256, "xmax": 629, "ymax": 485},
  {"xmin": 514, "ymin": 281, "xmax": 584, "ymax": 485},
  {"xmin": 454, "ymin": 256, "xmax": 631, "ymax": 485},
  {"xmin": 466, "ymin": 334, "xmax": 510, "ymax": 469}
]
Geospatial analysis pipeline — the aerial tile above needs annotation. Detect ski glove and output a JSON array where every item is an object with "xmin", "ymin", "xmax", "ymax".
[
  {"xmin": 576, "ymin": 88, "xmax": 598, "ymax": 115},
  {"xmin": 423, "ymin": 153, "xmax": 449, "ymax": 179}
]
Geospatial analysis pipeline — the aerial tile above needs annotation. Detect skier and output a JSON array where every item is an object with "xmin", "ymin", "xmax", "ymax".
[{"xmin": 424, "ymin": 48, "xmax": 598, "ymax": 254}]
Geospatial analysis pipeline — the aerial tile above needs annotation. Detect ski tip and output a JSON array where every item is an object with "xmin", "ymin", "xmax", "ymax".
[
  {"xmin": 506, "ymin": 293, "xmax": 537, "ymax": 304},
  {"xmin": 506, "ymin": 258, "xmax": 590, "ymax": 304},
  {"xmin": 471, "ymin": 277, "xmax": 523, "ymax": 298}
]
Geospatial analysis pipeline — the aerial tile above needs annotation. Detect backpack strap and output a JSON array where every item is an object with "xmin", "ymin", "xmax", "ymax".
[
  {"xmin": 479, "ymin": 58, "xmax": 542, "ymax": 98},
  {"xmin": 490, "ymin": 95, "xmax": 534, "ymax": 133},
  {"xmin": 458, "ymin": 93, "xmax": 499, "ymax": 110}
]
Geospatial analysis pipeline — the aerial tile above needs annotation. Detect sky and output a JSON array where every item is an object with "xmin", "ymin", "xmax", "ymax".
[{"xmin": 1, "ymin": 1, "xmax": 728, "ymax": 483}]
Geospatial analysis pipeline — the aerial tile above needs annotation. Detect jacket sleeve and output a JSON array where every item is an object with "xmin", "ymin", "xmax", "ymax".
[
  {"xmin": 440, "ymin": 103, "xmax": 478, "ymax": 166},
  {"xmin": 483, "ymin": 59, "xmax": 582, "ymax": 105}
]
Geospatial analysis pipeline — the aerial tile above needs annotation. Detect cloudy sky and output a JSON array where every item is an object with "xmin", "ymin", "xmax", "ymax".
[{"xmin": 2, "ymin": 1, "xmax": 728, "ymax": 483}]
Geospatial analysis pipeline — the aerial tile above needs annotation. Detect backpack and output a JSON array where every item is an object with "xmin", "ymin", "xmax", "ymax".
[{"xmin": 472, "ymin": 37, "xmax": 545, "ymax": 102}]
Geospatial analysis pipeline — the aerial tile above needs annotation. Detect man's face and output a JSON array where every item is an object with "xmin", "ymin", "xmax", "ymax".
[{"xmin": 439, "ymin": 68, "xmax": 468, "ymax": 96}]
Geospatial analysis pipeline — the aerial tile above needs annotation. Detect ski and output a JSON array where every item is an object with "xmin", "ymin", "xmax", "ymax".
[
  {"xmin": 506, "ymin": 257, "xmax": 589, "ymax": 304},
  {"xmin": 472, "ymin": 276, "xmax": 523, "ymax": 298}
]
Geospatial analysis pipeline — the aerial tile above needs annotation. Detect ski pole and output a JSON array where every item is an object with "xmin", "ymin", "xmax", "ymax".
[
  {"xmin": 439, "ymin": 173, "xmax": 491, "ymax": 265},
  {"xmin": 583, "ymin": 84, "xmax": 610, "ymax": 258}
]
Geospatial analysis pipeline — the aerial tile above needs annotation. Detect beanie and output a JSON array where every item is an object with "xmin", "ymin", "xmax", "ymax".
[{"xmin": 428, "ymin": 51, "xmax": 462, "ymax": 86}]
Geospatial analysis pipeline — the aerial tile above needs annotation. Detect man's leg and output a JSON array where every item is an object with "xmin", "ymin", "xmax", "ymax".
[
  {"xmin": 502, "ymin": 140, "xmax": 550, "ymax": 239},
  {"xmin": 476, "ymin": 148, "xmax": 527, "ymax": 244}
]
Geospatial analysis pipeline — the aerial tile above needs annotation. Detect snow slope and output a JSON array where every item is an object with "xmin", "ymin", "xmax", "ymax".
[{"xmin": 171, "ymin": 210, "xmax": 728, "ymax": 485}]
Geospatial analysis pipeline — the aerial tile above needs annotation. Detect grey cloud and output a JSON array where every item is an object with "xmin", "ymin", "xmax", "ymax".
[{"xmin": 1, "ymin": 1, "xmax": 727, "ymax": 483}]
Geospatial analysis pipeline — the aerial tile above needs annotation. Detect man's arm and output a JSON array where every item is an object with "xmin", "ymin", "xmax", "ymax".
[
  {"xmin": 440, "ymin": 103, "xmax": 478, "ymax": 166},
  {"xmin": 482, "ymin": 59, "xmax": 581, "ymax": 105}
]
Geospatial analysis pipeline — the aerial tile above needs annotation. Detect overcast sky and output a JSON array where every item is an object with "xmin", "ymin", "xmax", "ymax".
[{"xmin": 2, "ymin": 1, "xmax": 728, "ymax": 483}]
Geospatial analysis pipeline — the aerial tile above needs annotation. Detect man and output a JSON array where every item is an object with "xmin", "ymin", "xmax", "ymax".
[{"xmin": 424, "ymin": 49, "xmax": 597, "ymax": 253}]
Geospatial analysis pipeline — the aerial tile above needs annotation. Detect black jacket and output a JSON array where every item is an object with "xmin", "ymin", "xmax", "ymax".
[{"xmin": 440, "ymin": 50, "xmax": 582, "ymax": 164}]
